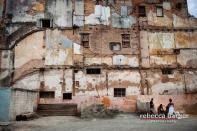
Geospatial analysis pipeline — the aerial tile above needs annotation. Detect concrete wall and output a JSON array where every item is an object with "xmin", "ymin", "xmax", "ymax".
[
  {"xmin": 9, "ymin": 89, "xmax": 38, "ymax": 120},
  {"xmin": 0, "ymin": 88, "xmax": 11, "ymax": 122},
  {"xmin": 0, "ymin": 88, "xmax": 38, "ymax": 121}
]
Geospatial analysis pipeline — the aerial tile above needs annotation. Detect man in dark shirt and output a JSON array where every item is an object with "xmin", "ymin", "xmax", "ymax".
[{"xmin": 150, "ymin": 98, "xmax": 154, "ymax": 114}]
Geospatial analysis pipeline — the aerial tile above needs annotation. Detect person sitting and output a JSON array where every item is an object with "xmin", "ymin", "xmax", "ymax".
[{"xmin": 157, "ymin": 104, "xmax": 165, "ymax": 114}]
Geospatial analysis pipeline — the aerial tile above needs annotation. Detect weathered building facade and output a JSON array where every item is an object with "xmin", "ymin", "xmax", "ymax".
[{"xmin": 1, "ymin": 0, "xmax": 197, "ymax": 118}]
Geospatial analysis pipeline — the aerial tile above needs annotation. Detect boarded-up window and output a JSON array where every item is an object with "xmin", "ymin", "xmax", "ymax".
[
  {"xmin": 162, "ymin": 68, "xmax": 173, "ymax": 75},
  {"xmin": 63, "ymin": 93, "xmax": 72, "ymax": 100},
  {"xmin": 86, "ymin": 68, "xmax": 101, "ymax": 74},
  {"xmin": 81, "ymin": 33, "xmax": 90, "ymax": 48},
  {"xmin": 114, "ymin": 88, "xmax": 126, "ymax": 97},
  {"xmin": 122, "ymin": 34, "xmax": 130, "ymax": 48},
  {"xmin": 156, "ymin": 6, "xmax": 163, "ymax": 17},
  {"xmin": 40, "ymin": 91, "xmax": 55, "ymax": 98},
  {"xmin": 109, "ymin": 42, "xmax": 121, "ymax": 51},
  {"xmin": 139, "ymin": 6, "xmax": 146, "ymax": 17}
]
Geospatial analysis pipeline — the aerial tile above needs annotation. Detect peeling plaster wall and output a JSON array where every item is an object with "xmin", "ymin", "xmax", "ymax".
[
  {"xmin": 112, "ymin": 55, "xmax": 139, "ymax": 67},
  {"xmin": 75, "ymin": 70, "xmax": 107, "ymax": 96},
  {"xmin": 145, "ymin": 70, "xmax": 185, "ymax": 95},
  {"xmin": 73, "ymin": 0, "xmax": 84, "ymax": 26},
  {"xmin": 45, "ymin": 29, "xmax": 73, "ymax": 66},
  {"xmin": 85, "ymin": 5, "xmax": 110, "ymax": 25},
  {"xmin": 14, "ymin": 31, "xmax": 44, "ymax": 68},
  {"xmin": 6, "ymin": 0, "xmax": 45, "ymax": 22},
  {"xmin": 111, "ymin": 6, "xmax": 136, "ymax": 28},
  {"xmin": 177, "ymin": 50, "xmax": 197, "ymax": 68},
  {"xmin": 108, "ymin": 70, "xmax": 141, "ymax": 96},
  {"xmin": 46, "ymin": 0, "xmax": 72, "ymax": 27}
]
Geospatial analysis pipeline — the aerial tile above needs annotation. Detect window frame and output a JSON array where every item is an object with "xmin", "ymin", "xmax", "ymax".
[
  {"xmin": 138, "ymin": 6, "xmax": 146, "ymax": 17},
  {"xmin": 109, "ymin": 42, "xmax": 121, "ymax": 51},
  {"xmin": 114, "ymin": 88, "xmax": 126, "ymax": 97},
  {"xmin": 122, "ymin": 34, "xmax": 131, "ymax": 48},
  {"xmin": 156, "ymin": 6, "xmax": 164, "ymax": 17},
  {"xmin": 80, "ymin": 33, "xmax": 90, "ymax": 48}
]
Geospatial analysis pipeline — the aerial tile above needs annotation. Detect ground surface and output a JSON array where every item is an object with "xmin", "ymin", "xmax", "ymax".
[{"xmin": 1, "ymin": 114, "xmax": 197, "ymax": 131}]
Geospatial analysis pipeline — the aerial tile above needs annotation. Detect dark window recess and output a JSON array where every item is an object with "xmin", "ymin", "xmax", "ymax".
[
  {"xmin": 122, "ymin": 34, "xmax": 130, "ymax": 48},
  {"xmin": 114, "ymin": 88, "xmax": 126, "ymax": 97},
  {"xmin": 74, "ymin": 70, "xmax": 78, "ymax": 73},
  {"xmin": 162, "ymin": 68, "xmax": 173, "ymax": 75},
  {"xmin": 86, "ymin": 68, "xmax": 101, "ymax": 74},
  {"xmin": 176, "ymin": 3, "xmax": 182, "ymax": 10},
  {"xmin": 63, "ymin": 93, "xmax": 72, "ymax": 100},
  {"xmin": 81, "ymin": 33, "xmax": 90, "ymax": 48},
  {"xmin": 75, "ymin": 81, "xmax": 80, "ymax": 87},
  {"xmin": 41, "ymin": 19, "xmax": 51, "ymax": 28},
  {"xmin": 139, "ymin": 6, "xmax": 146, "ymax": 17},
  {"xmin": 156, "ymin": 6, "xmax": 163, "ymax": 17},
  {"xmin": 173, "ymin": 49, "xmax": 180, "ymax": 54},
  {"xmin": 109, "ymin": 42, "xmax": 121, "ymax": 51},
  {"xmin": 40, "ymin": 91, "xmax": 55, "ymax": 98}
]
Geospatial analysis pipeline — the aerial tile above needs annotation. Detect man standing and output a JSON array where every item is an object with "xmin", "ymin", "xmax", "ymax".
[
  {"xmin": 150, "ymin": 98, "xmax": 154, "ymax": 114},
  {"xmin": 166, "ymin": 98, "xmax": 174, "ymax": 116}
]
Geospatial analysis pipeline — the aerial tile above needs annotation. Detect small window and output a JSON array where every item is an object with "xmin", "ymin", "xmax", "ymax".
[
  {"xmin": 173, "ymin": 49, "xmax": 180, "ymax": 55},
  {"xmin": 114, "ymin": 88, "xmax": 126, "ymax": 97},
  {"xmin": 63, "ymin": 93, "xmax": 72, "ymax": 100},
  {"xmin": 41, "ymin": 19, "xmax": 51, "ymax": 28},
  {"xmin": 156, "ymin": 6, "xmax": 163, "ymax": 17},
  {"xmin": 176, "ymin": 3, "xmax": 182, "ymax": 10},
  {"xmin": 121, "ymin": 6, "xmax": 128, "ymax": 16},
  {"xmin": 162, "ymin": 68, "xmax": 173, "ymax": 75},
  {"xmin": 40, "ymin": 91, "xmax": 55, "ymax": 98},
  {"xmin": 139, "ymin": 6, "xmax": 146, "ymax": 17},
  {"xmin": 75, "ymin": 81, "xmax": 79, "ymax": 87},
  {"xmin": 81, "ymin": 33, "xmax": 90, "ymax": 48},
  {"xmin": 86, "ymin": 68, "xmax": 101, "ymax": 74},
  {"xmin": 109, "ymin": 42, "xmax": 121, "ymax": 51},
  {"xmin": 122, "ymin": 34, "xmax": 130, "ymax": 48},
  {"xmin": 74, "ymin": 70, "xmax": 78, "ymax": 73}
]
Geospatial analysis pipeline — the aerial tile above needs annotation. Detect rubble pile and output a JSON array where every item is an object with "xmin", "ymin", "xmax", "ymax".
[{"xmin": 81, "ymin": 104, "xmax": 119, "ymax": 119}]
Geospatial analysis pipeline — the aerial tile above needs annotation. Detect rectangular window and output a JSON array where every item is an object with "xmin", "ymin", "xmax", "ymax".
[
  {"xmin": 40, "ymin": 91, "xmax": 55, "ymax": 98},
  {"xmin": 114, "ymin": 88, "xmax": 126, "ymax": 97},
  {"xmin": 86, "ymin": 68, "xmax": 101, "ymax": 74},
  {"xmin": 63, "ymin": 93, "xmax": 72, "ymax": 100},
  {"xmin": 173, "ymin": 49, "xmax": 180, "ymax": 55},
  {"xmin": 81, "ymin": 33, "xmax": 90, "ymax": 48},
  {"xmin": 176, "ymin": 3, "xmax": 182, "ymax": 10},
  {"xmin": 156, "ymin": 6, "xmax": 163, "ymax": 17},
  {"xmin": 109, "ymin": 42, "xmax": 121, "ymax": 51},
  {"xmin": 121, "ymin": 6, "xmax": 128, "ymax": 16},
  {"xmin": 162, "ymin": 68, "xmax": 173, "ymax": 75},
  {"xmin": 139, "ymin": 6, "xmax": 146, "ymax": 17},
  {"xmin": 75, "ymin": 81, "xmax": 79, "ymax": 87},
  {"xmin": 41, "ymin": 19, "xmax": 51, "ymax": 28},
  {"xmin": 122, "ymin": 34, "xmax": 130, "ymax": 48}
]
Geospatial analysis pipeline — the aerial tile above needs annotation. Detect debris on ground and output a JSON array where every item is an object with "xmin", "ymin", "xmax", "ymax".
[
  {"xmin": 16, "ymin": 112, "xmax": 39, "ymax": 121},
  {"xmin": 80, "ymin": 104, "xmax": 119, "ymax": 119}
]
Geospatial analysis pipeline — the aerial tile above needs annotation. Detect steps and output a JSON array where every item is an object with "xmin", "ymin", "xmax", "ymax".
[{"xmin": 37, "ymin": 104, "xmax": 78, "ymax": 116}]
